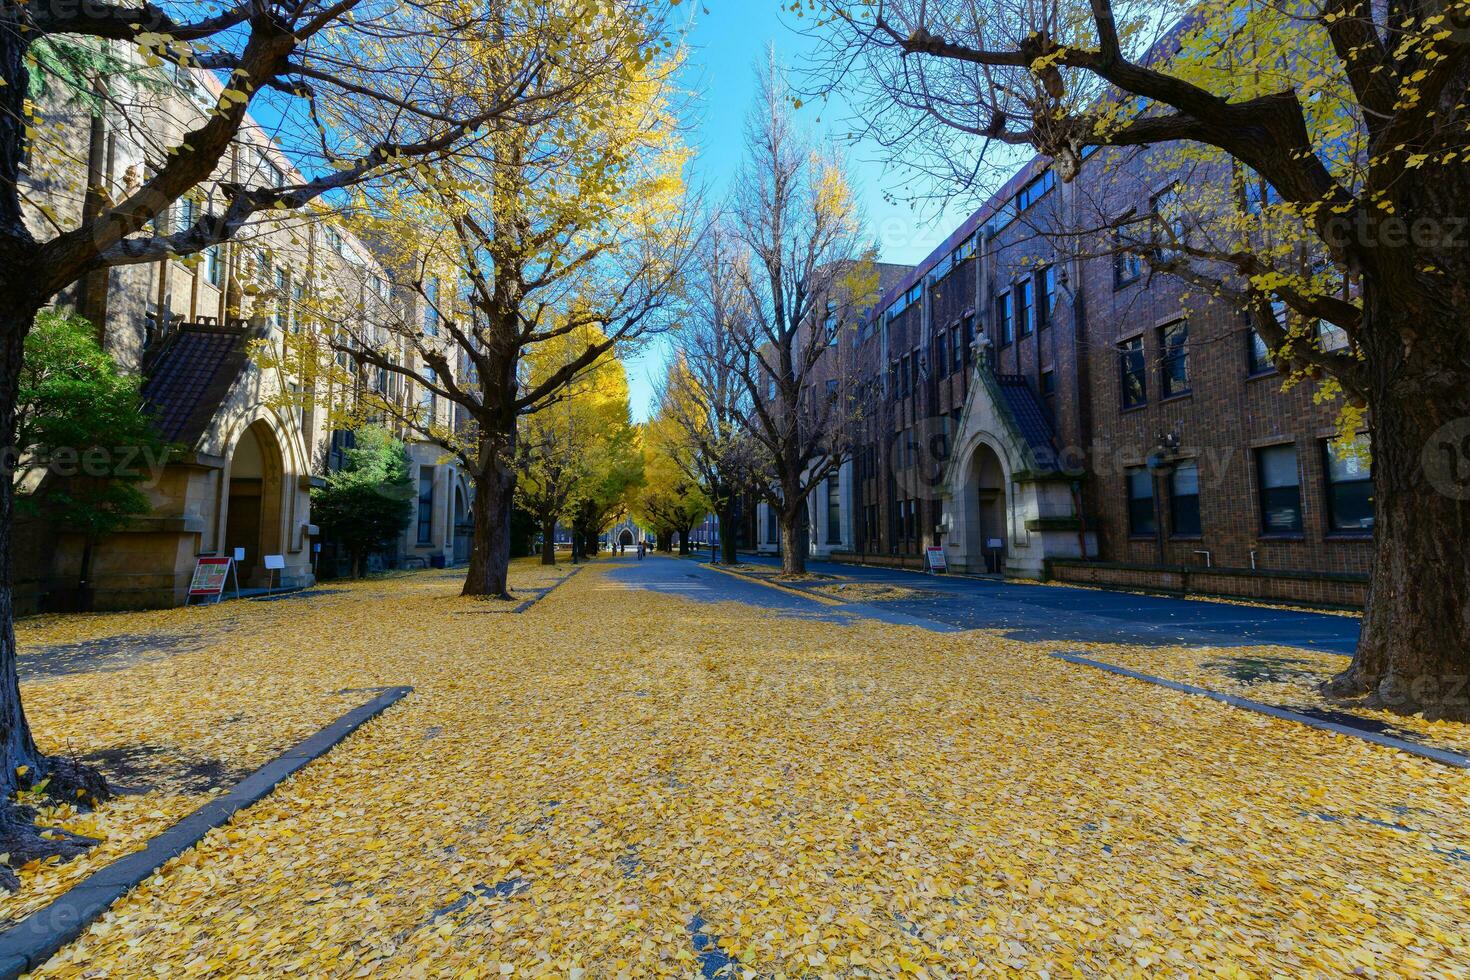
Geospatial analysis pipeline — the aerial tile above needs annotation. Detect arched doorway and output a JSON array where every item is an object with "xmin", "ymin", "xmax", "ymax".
[
  {"xmin": 225, "ymin": 419, "xmax": 285, "ymax": 584},
  {"xmin": 618, "ymin": 528, "xmax": 635, "ymax": 547},
  {"xmin": 972, "ymin": 442, "xmax": 1008, "ymax": 573}
]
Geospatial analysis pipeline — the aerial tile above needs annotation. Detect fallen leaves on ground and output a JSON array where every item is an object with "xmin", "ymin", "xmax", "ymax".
[
  {"xmin": 11, "ymin": 558, "xmax": 1470, "ymax": 977},
  {"xmin": 808, "ymin": 582, "xmax": 935, "ymax": 603},
  {"xmin": 2, "ymin": 563, "xmax": 570, "ymax": 927},
  {"xmin": 1082, "ymin": 640, "xmax": 1470, "ymax": 757}
]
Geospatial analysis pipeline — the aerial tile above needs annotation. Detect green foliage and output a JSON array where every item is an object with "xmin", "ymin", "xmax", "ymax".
[
  {"xmin": 27, "ymin": 36, "xmax": 170, "ymax": 111},
  {"xmin": 311, "ymin": 427, "xmax": 415, "ymax": 575},
  {"xmin": 16, "ymin": 311, "xmax": 168, "ymax": 539}
]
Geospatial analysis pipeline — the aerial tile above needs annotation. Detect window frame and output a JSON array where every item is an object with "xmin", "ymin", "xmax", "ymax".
[
  {"xmin": 1126, "ymin": 466, "xmax": 1157, "ymax": 537},
  {"xmin": 1321, "ymin": 436, "xmax": 1374, "ymax": 534},
  {"xmin": 1256, "ymin": 443, "xmax": 1304, "ymax": 535},
  {"xmin": 1118, "ymin": 336, "xmax": 1147, "ymax": 410},
  {"xmin": 1158, "ymin": 320, "xmax": 1190, "ymax": 398},
  {"xmin": 1169, "ymin": 459, "xmax": 1202, "ymax": 538}
]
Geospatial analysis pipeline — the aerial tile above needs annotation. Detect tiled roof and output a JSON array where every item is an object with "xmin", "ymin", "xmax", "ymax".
[
  {"xmin": 142, "ymin": 324, "xmax": 252, "ymax": 447},
  {"xmin": 993, "ymin": 373, "xmax": 1058, "ymax": 468}
]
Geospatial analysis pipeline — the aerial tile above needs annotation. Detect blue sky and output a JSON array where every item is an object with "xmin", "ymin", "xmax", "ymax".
[{"xmin": 620, "ymin": 2, "xmax": 976, "ymax": 421}]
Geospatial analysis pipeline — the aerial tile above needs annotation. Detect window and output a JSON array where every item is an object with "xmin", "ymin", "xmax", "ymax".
[
  {"xmin": 1126, "ymin": 466, "xmax": 1157, "ymax": 536},
  {"xmin": 1038, "ymin": 266, "xmax": 1057, "ymax": 328},
  {"xmin": 421, "ymin": 367, "xmax": 437, "ymax": 417},
  {"xmin": 825, "ymin": 378, "xmax": 838, "ymax": 404},
  {"xmin": 826, "ymin": 475, "xmax": 842, "ymax": 544},
  {"xmin": 1317, "ymin": 319, "xmax": 1349, "ymax": 352},
  {"xmin": 898, "ymin": 354, "xmax": 911, "ymax": 398},
  {"xmin": 204, "ymin": 245, "xmax": 223, "ymax": 287},
  {"xmin": 1040, "ymin": 369, "xmax": 1056, "ymax": 420},
  {"xmin": 934, "ymin": 329, "xmax": 948, "ymax": 377},
  {"xmin": 417, "ymin": 466, "xmax": 435, "ymax": 545},
  {"xmin": 996, "ymin": 291, "xmax": 1013, "ymax": 345},
  {"xmin": 1152, "ymin": 186, "xmax": 1186, "ymax": 258},
  {"xmin": 1016, "ymin": 170, "xmax": 1055, "ymax": 211},
  {"xmin": 1247, "ymin": 325, "xmax": 1274, "ymax": 375},
  {"xmin": 176, "ymin": 195, "xmax": 197, "ymax": 233},
  {"xmin": 908, "ymin": 350, "xmax": 919, "ymax": 394},
  {"xmin": 1257, "ymin": 444, "xmax": 1303, "ymax": 533},
  {"xmin": 1170, "ymin": 460, "xmax": 1201, "ymax": 537},
  {"xmin": 424, "ymin": 279, "xmax": 440, "ymax": 335},
  {"xmin": 962, "ymin": 315, "xmax": 975, "ymax": 366},
  {"xmin": 949, "ymin": 325, "xmax": 962, "ymax": 373},
  {"xmin": 291, "ymin": 278, "xmax": 305, "ymax": 332},
  {"xmin": 1112, "ymin": 233, "xmax": 1142, "ymax": 287},
  {"xmin": 1159, "ymin": 320, "xmax": 1190, "ymax": 397},
  {"xmin": 1015, "ymin": 279, "xmax": 1033, "ymax": 337},
  {"xmin": 825, "ymin": 300, "xmax": 839, "ymax": 346},
  {"xmin": 1119, "ymin": 336, "xmax": 1147, "ymax": 408},
  {"xmin": 1323, "ymin": 436, "xmax": 1374, "ymax": 532},
  {"xmin": 274, "ymin": 266, "xmax": 288, "ymax": 328}
]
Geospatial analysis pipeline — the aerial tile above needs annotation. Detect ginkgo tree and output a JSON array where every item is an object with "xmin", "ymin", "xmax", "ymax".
[
  {"xmin": 301, "ymin": 3, "xmax": 695, "ymax": 598},
  {"xmin": 517, "ymin": 329, "xmax": 635, "ymax": 566},
  {"xmin": 809, "ymin": 0, "xmax": 1470, "ymax": 719},
  {"xmin": 0, "ymin": 0, "xmax": 574, "ymax": 870},
  {"xmin": 630, "ymin": 410, "xmax": 709, "ymax": 554}
]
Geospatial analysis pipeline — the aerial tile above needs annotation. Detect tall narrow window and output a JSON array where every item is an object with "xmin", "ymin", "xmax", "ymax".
[
  {"xmin": 1112, "ymin": 233, "xmax": 1142, "ymax": 286},
  {"xmin": 1323, "ymin": 436, "xmax": 1374, "ymax": 532},
  {"xmin": 826, "ymin": 475, "xmax": 842, "ymax": 544},
  {"xmin": 1170, "ymin": 460, "xmax": 1201, "ymax": 536},
  {"xmin": 1246, "ymin": 325, "xmax": 1273, "ymax": 375},
  {"xmin": 1015, "ymin": 279, "xmax": 1033, "ymax": 337},
  {"xmin": 204, "ymin": 245, "xmax": 223, "ymax": 287},
  {"xmin": 1119, "ymin": 337, "xmax": 1147, "ymax": 409},
  {"xmin": 417, "ymin": 466, "xmax": 435, "ymax": 545},
  {"xmin": 962, "ymin": 315, "xmax": 975, "ymax": 366},
  {"xmin": 934, "ymin": 329, "xmax": 948, "ymax": 378},
  {"xmin": 1040, "ymin": 369, "xmax": 1056, "ymax": 421},
  {"xmin": 996, "ymin": 292, "xmax": 1013, "ymax": 345},
  {"xmin": 825, "ymin": 300, "xmax": 839, "ymax": 346},
  {"xmin": 1038, "ymin": 266, "xmax": 1057, "ymax": 327},
  {"xmin": 1159, "ymin": 320, "xmax": 1190, "ymax": 397},
  {"xmin": 949, "ymin": 324, "xmax": 961, "ymax": 374},
  {"xmin": 1257, "ymin": 444, "xmax": 1303, "ymax": 533},
  {"xmin": 1126, "ymin": 466, "xmax": 1157, "ymax": 536}
]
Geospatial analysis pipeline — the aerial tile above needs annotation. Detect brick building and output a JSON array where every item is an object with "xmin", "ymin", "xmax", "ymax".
[{"xmin": 766, "ymin": 143, "xmax": 1372, "ymax": 607}]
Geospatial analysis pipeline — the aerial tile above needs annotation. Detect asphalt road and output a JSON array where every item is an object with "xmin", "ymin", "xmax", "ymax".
[{"xmin": 605, "ymin": 553, "xmax": 1361, "ymax": 654}]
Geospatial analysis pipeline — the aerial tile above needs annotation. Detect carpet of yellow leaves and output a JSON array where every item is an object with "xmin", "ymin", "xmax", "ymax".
[
  {"xmin": 13, "ymin": 558, "xmax": 1470, "ymax": 977},
  {"xmin": 1081, "ymin": 642, "xmax": 1470, "ymax": 757}
]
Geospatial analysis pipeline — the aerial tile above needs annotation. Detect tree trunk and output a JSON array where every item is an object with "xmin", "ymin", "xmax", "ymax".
[
  {"xmin": 1326, "ymin": 300, "xmax": 1470, "ymax": 720},
  {"xmin": 655, "ymin": 530, "xmax": 672, "ymax": 553},
  {"xmin": 0, "ymin": 301, "xmax": 109, "ymax": 889},
  {"xmin": 677, "ymin": 527, "xmax": 692, "ymax": 556},
  {"xmin": 719, "ymin": 497, "xmax": 738, "ymax": 565},
  {"xmin": 462, "ymin": 458, "xmax": 516, "ymax": 599},
  {"xmin": 540, "ymin": 517, "xmax": 557, "ymax": 565},
  {"xmin": 778, "ymin": 506, "xmax": 806, "ymax": 576}
]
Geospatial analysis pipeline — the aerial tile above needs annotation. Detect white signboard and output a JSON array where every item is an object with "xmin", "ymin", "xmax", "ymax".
[
  {"xmin": 233, "ymin": 547, "xmax": 246, "ymax": 562},
  {"xmin": 263, "ymin": 554, "xmax": 286, "ymax": 570},
  {"xmin": 925, "ymin": 546, "xmax": 948, "ymax": 573}
]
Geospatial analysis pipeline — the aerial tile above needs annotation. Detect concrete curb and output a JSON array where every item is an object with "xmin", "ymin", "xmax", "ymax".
[
  {"xmin": 0, "ymin": 685, "xmax": 413, "ymax": 978},
  {"xmin": 451, "ymin": 565, "xmax": 585, "ymax": 615},
  {"xmin": 1051, "ymin": 652, "xmax": 1470, "ymax": 769},
  {"xmin": 697, "ymin": 562, "xmax": 847, "ymax": 607}
]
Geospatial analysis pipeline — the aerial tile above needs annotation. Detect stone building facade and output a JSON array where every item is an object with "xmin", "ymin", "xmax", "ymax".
[
  {"xmin": 773, "ymin": 145, "xmax": 1372, "ymax": 606},
  {"xmin": 17, "ymin": 55, "xmax": 472, "ymax": 609}
]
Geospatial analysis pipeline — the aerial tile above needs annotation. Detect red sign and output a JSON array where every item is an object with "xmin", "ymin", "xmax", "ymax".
[{"xmin": 188, "ymin": 557, "xmax": 234, "ymax": 597}]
